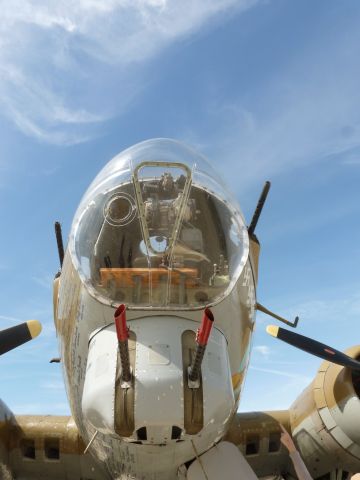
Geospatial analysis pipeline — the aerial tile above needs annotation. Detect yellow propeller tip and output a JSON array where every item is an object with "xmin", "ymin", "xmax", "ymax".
[
  {"xmin": 27, "ymin": 320, "xmax": 42, "ymax": 339},
  {"xmin": 266, "ymin": 325, "xmax": 279, "ymax": 337}
]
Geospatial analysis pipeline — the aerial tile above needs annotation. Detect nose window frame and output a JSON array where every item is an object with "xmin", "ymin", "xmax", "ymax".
[{"xmin": 132, "ymin": 161, "xmax": 193, "ymax": 258}]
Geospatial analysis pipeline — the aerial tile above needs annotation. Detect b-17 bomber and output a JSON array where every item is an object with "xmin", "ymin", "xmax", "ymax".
[{"xmin": 0, "ymin": 138, "xmax": 359, "ymax": 480}]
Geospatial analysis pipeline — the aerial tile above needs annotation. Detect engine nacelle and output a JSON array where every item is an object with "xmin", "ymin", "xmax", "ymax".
[{"xmin": 290, "ymin": 345, "xmax": 360, "ymax": 477}]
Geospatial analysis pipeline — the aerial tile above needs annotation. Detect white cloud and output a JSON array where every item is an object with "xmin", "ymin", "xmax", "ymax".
[
  {"xmin": 253, "ymin": 345, "xmax": 271, "ymax": 359},
  {"xmin": 0, "ymin": 62, "xmax": 107, "ymax": 145},
  {"xmin": 0, "ymin": 0, "xmax": 259, "ymax": 145}
]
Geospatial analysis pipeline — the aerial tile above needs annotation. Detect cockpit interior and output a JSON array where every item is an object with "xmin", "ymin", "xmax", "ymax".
[{"xmin": 71, "ymin": 140, "xmax": 248, "ymax": 309}]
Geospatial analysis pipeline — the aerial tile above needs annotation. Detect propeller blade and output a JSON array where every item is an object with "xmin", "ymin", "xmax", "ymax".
[
  {"xmin": 266, "ymin": 325, "xmax": 360, "ymax": 370},
  {"xmin": 0, "ymin": 320, "xmax": 42, "ymax": 355}
]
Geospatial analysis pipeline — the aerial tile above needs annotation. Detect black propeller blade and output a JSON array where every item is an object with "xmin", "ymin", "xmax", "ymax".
[
  {"xmin": 266, "ymin": 325, "xmax": 360, "ymax": 370},
  {"xmin": 0, "ymin": 320, "xmax": 42, "ymax": 356}
]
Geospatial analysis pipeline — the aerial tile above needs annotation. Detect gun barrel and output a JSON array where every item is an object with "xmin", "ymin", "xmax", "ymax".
[
  {"xmin": 54, "ymin": 221, "xmax": 65, "ymax": 268},
  {"xmin": 248, "ymin": 180, "xmax": 271, "ymax": 237},
  {"xmin": 114, "ymin": 304, "xmax": 131, "ymax": 383},
  {"xmin": 189, "ymin": 308, "xmax": 214, "ymax": 383}
]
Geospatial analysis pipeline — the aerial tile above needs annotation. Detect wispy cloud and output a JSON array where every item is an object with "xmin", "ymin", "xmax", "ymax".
[
  {"xmin": 41, "ymin": 380, "xmax": 64, "ymax": 391},
  {"xmin": 253, "ymin": 345, "xmax": 271, "ymax": 359},
  {"xmin": 255, "ymin": 283, "xmax": 360, "ymax": 355},
  {"xmin": 0, "ymin": 315, "xmax": 23, "ymax": 325},
  {"xmin": 341, "ymin": 151, "xmax": 360, "ymax": 166},
  {"xmin": 0, "ymin": 0, "xmax": 259, "ymax": 145},
  {"xmin": 196, "ymin": 16, "xmax": 360, "ymax": 192},
  {"xmin": 240, "ymin": 364, "xmax": 314, "ymax": 411},
  {"xmin": 275, "ymin": 290, "xmax": 360, "ymax": 329},
  {"xmin": 263, "ymin": 199, "xmax": 360, "ymax": 243},
  {"xmin": 32, "ymin": 273, "xmax": 53, "ymax": 290},
  {"xmin": 250, "ymin": 366, "xmax": 312, "ymax": 383},
  {"xmin": 242, "ymin": 283, "xmax": 360, "ymax": 411},
  {"xmin": 0, "ymin": 63, "xmax": 105, "ymax": 145}
]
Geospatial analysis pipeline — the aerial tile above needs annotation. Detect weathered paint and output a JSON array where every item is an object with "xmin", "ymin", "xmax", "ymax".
[
  {"xmin": 224, "ymin": 410, "xmax": 292, "ymax": 478},
  {"xmin": 290, "ymin": 346, "xmax": 360, "ymax": 477},
  {"xmin": 53, "ymin": 248, "xmax": 257, "ymax": 478}
]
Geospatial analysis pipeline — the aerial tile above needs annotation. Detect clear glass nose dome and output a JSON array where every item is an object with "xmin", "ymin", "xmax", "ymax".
[{"xmin": 69, "ymin": 138, "xmax": 249, "ymax": 310}]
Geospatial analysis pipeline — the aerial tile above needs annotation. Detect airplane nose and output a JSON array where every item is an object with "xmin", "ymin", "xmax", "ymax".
[
  {"xmin": 81, "ymin": 315, "xmax": 235, "ymax": 445},
  {"xmin": 69, "ymin": 138, "xmax": 249, "ymax": 311}
]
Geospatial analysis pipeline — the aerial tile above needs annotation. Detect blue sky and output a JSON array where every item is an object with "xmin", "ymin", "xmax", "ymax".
[{"xmin": 0, "ymin": 0, "xmax": 360, "ymax": 415}]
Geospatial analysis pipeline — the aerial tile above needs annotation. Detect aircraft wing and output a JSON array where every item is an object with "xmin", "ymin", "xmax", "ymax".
[
  {"xmin": 189, "ymin": 343, "xmax": 360, "ymax": 479},
  {"xmin": 0, "ymin": 320, "xmax": 107, "ymax": 479},
  {"xmin": 0, "ymin": 401, "xmax": 107, "ymax": 480},
  {"xmin": 221, "ymin": 350, "xmax": 360, "ymax": 479},
  {"xmin": 224, "ymin": 410, "xmax": 292, "ymax": 478},
  {"xmin": 4, "ymin": 342, "xmax": 357, "ymax": 479},
  {"xmin": 0, "ymin": 405, "xmax": 299, "ymax": 480}
]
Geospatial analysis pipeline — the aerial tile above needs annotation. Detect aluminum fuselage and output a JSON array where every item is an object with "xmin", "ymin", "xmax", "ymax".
[{"xmin": 54, "ymin": 243, "xmax": 257, "ymax": 479}]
